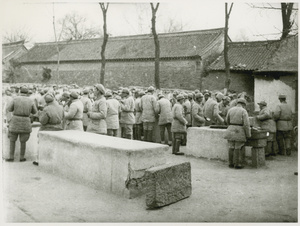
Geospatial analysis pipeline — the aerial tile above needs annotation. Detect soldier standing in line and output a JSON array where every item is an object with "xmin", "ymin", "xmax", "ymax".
[
  {"xmin": 255, "ymin": 101, "xmax": 277, "ymax": 157},
  {"xmin": 119, "ymin": 88, "xmax": 135, "ymax": 139},
  {"xmin": 80, "ymin": 89, "xmax": 93, "ymax": 131},
  {"xmin": 105, "ymin": 91, "xmax": 121, "ymax": 137},
  {"xmin": 170, "ymin": 90, "xmax": 178, "ymax": 107},
  {"xmin": 188, "ymin": 93, "xmax": 195, "ymax": 127},
  {"xmin": 171, "ymin": 94, "xmax": 187, "ymax": 155},
  {"xmin": 192, "ymin": 93, "xmax": 206, "ymax": 127},
  {"xmin": 87, "ymin": 84, "xmax": 107, "ymax": 135},
  {"xmin": 182, "ymin": 93, "xmax": 192, "ymax": 146},
  {"xmin": 140, "ymin": 86, "xmax": 157, "ymax": 142},
  {"xmin": 134, "ymin": 90, "xmax": 145, "ymax": 140},
  {"xmin": 273, "ymin": 94, "xmax": 293, "ymax": 156},
  {"xmin": 224, "ymin": 98, "xmax": 251, "ymax": 169},
  {"xmin": 6, "ymin": 86, "xmax": 37, "ymax": 162},
  {"xmin": 156, "ymin": 93, "xmax": 173, "ymax": 146},
  {"xmin": 219, "ymin": 96, "xmax": 231, "ymax": 123},
  {"xmin": 64, "ymin": 91, "xmax": 84, "ymax": 131},
  {"xmin": 203, "ymin": 92, "xmax": 224, "ymax": 125}
]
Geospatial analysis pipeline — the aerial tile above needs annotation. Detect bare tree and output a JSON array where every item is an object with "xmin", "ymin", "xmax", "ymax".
[
  {"xmin": 150, "ymin": 3, "xmax": 160, "ymax": 89},
  {"xmin": 2, "ymin": 28, "xmax": 31, "ymax": 43},
  {"xmin": 58, "ymin": 11, "xmax": 102, "ymax": 41},
  {"xmin": 99, "ymin": 3, "xmax": 109, "ymax": 84},
  {"xmin": 224, "ymin": 3, "xmax": 233, "ymax": 91},
  {"xmin": 247, "ymin": 3, "xmax": 298, "ymax": 39},
  {"xmin": 281, "ymin": 3, "xmax": 294, "ymax": 39},
  {"xmin": 163, "ymin": 18, "xmax": 184, "ymax": 33}
]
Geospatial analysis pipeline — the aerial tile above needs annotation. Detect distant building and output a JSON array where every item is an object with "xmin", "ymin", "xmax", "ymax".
[
  {"xmin": 17, "ymin": 28, "xmax": 225, "ymax": 89},
  {"xmin": 209, "ymin": 35, "xmax": 298, "ymax": 119},
  {"xmin": 2, "ymin": 40, "xmax": 28, "ymax": 82}
]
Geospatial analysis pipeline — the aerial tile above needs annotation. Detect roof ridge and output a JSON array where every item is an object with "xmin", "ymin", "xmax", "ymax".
[
  {"xmin": 33, "ymin": 27, "xmax": 225, "ymax": 46},
  {"xmin": 2, "ymin": 40, "xmax": 25, "ymax": 46},
  {"xmin": 229, "ymin": 40, "xmax": 280, "ymax": 45}
]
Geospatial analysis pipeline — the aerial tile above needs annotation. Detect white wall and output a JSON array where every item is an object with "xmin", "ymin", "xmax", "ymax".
[{"xmin": 254, "ymin": 76, "xmax": 296, "ymax": 113}]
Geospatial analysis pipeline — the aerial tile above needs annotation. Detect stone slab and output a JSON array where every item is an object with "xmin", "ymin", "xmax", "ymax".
[
  {"xmin": 38, "ymin": 130, "xmax": 169, "ymax": 198},
  {"xmin": 145, "ymin": 162, "xmax": 191, "ymax": 208},
  {"xmin": 2, "ymin": 122, "xmax": 41, "ymax": 161},
  {"xmin": 252, "ymin": 147, "xmax": 266, "ymax": 168}
]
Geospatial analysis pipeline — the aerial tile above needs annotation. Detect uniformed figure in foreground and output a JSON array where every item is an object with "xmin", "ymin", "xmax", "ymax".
[
  {"xmin": 64, "ymin": 91, "xmax": 84, "ymax": 131},
  {"xmin": 87, "ymin": 84, "xmax": 107, "ymax": 134},
  {"xmin": 6, "ymin": 86, "xmax": 38, "ymax": 162},
  {"xmin": 203, "ymin": 92, "xmax": 224, "ymax": 125},
  {"xmin": 119, "ymin": 88, "xmax": 135, "ymax": 139},
  {"xmin": 273, "ymin": 94, "xmax": 293, "ymax": 155},
  {"xmin": 171, "ymin": 94, "xmax": 188, "ymax": 155},
  {"xmin": 134, "ymin": 90, "xmax": 145, "ymax": 140},
  {"xmin": 255, "ymin": 101, "xmax": 277, "ymax": 156},
  {"xmin": 224, "ymin": 98, "xmax": 251, "ymax": 169}
]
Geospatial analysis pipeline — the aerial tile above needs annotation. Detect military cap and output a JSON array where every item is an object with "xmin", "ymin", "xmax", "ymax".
[
  {"xmin": 82, "ymin": 88, "xmax": 89, "ymax": 94},
  {"xmin": 147, "ymin": 86, "xmax": 155, "ymax": 92},
  {"xmin": 257, "ymin": 100, "xmax": 267, "ymax": 106},
  {"xmin": 204, "ymin": 92, "xmax": 210, "ymax": 97},
  {"xmin": 121, "ymin": 88, "xmax": 130, "ymax": 94},
  {"xmin": 70, "ymin": 91, "xmax": 79, "ymax": 99},
  {"xmin": 183, "ymin": 93, "xmax": 188, "ymax": 99},
  {"xmin": 94, "ymin": 84, "xmax": 106, "ymax": 95},
  {"xmin": 28, "ymin": 89, "xmax": 33, "ymax": 94},
  {"xmin": 44, "ymin": 93, "xmax": 54, "ymax": 103},
  {"xmin": 194, "ymin": 89, "xmax": 200, "ymax": 94},
  {"xmin": 278, "ymin": 94, "xmax": 286, "ymax": 99},
  {"xmin": 223, "ymin": 96, "xmax": 231, "ymax": 102},
  {"xmin": 158, "ymin": 94, "xmax": 164, "ymax": 99},
  {"xmin": 237, "ymin": 98, "xmax": 246, "ymax": 105},
  {"xmin": 105, "ymin": 91, "xmax": 112, "ymax": 97},
  {"xmin": 62, "ymin": 92, "xmax": 70, "ymax": 98},
  {"xmin": 203, "ymin": 89, "xmax": 209, "ymax": 94},
  {"xmin": 20, "ymin": 86, "xmax": 28, "ymax": 94},
  {"xmin": 139, "ymin": 90, "xmax": 146, "ymax": 96},
  {"xmin": 176, "ymin": 94, "xmax": 184, "ymax": 101},
  {"xmin": 188, "ymin": 93, "xmax": 194, "ymax": 99},
  {"xmin": 216, "ymin": 92, "xmax": 224, "ymax": 100},
  {"xmin": 195, "ymin": 93, "xmax": 204, "ymax": 99}
]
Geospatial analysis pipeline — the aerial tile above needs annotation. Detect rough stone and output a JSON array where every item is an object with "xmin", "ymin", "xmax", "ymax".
[{"xmin": 145, "ymin": 162, "xmax": 191, "ymax": 208}]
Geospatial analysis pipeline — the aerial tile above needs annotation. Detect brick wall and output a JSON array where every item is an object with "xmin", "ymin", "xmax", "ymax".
[{"xmin": 17, "ymin": 59, "xmax": 202, "ymax": 90}]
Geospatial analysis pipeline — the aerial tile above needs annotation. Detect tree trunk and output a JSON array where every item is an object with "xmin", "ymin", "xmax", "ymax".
[
  {"xmin": 224, "ymin": 3, "xmax": 233, "ymax": 91},
  {"xmin": 281, "ymin": 3, "xmax": 294, "ymax": 40},
  {"xmin": 151, "ymin": 3, "xmax": 160, "ymax": 89},
  {"xmin": 100, "ymin": 3, "xmax": 109, "ymax": 84},
  {"xmin": 52, "ymin": 3, "xmax": 60, "ymax": 83}
]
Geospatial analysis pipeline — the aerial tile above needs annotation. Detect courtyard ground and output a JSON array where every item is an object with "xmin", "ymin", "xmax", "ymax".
[{"xmin": 1, "ymin": 146, "xmax": 298, "ymax": 223}]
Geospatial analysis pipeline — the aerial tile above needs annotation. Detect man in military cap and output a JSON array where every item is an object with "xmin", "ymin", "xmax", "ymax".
[
  {"xmin": 119, "ymin": 88, "xmax": 135, "ymax": 139},
  {"xmin": 256, "ymin": 100, "xmax": 277, "ymax": 157},
  {"xmin": 140, "ymin": 86, "xmax": 157, "ymax": 142},
  {"xmin": 182, "ymin": 93, "xmax": 192, "ymax": 145},
  {"xmin": 224, "ymin": 98, "xmax": 251, "ymax": 169},
  {"xmin": 171, "ymin": 94, "xmax": 188, "ymax": 155},
  {"xmin": 87, "ymin": 84, "xmax": 107, "ymax": 134},
  {"xmin": 219, "ymin": 96, "xmax": 231, "ymax": 123},
  {"xmin": 6, "ymin": 85, "xmax": 38, "ymax": 162},
  {"xmin": 134, "ymin": 90, "xmax": 145, "ymax": 140},
  {"xmin": 105, "ymin": 91, "xmax": 121, "ymax": 137},
  {"xmin": 156, "ymin": 93, "xmax": 173, "ymax": 146},
  {"xmin": 64, "ymin": 91, "xmax": 84, "ymax": 131},
  {"xmin": 203, "ymin": 92, "xmax": 224, "ymax": 125},
  {"xmin": 80, "ymin": 88, "xmax": 93, "ymax": 131},
  {"xmin": 170, "ymin": 90, "xmax": 178, "ymax": 107},
  {"xmin": 273, "ymin": 94, "xmax": 293, "ymax": 155},
  {"xmin": 192, "ymin": 93, "xmax": 206, "ymax": 127}
]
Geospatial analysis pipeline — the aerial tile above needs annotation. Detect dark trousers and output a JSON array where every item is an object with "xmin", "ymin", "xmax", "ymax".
[
  {"xmin": 107, "ymin": 129, "xmax": 118, "ymax": 137},
  {"xmin": 277, "ymin": 130, "xmax": 292, "ymax": 155},
  {"xmin": 8, "ymin": 132, "xmax": 30, "ymax": 159},
  {"xmin": 172, "ymin": 132, "xmax": 185, "ymax": 154},
  {"xmin": 159, "ymin": 123, "xmax": 172, "ymax": 144}
]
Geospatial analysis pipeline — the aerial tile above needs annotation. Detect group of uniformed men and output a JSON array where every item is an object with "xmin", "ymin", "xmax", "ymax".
[{"xmin": 2, "ymin": 83, "xmax": 294, "ymax": 169}]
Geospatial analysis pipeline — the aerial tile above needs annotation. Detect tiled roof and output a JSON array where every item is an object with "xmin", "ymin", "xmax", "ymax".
[
  {"xmin": 258, "ymin": 35, "xmax": 298, "ymax": 72},
  {"xmin": 18, "ymin": 28, "xmax": 224, "ymax": 63},
  {"xmin": 2, "ymin": 40, "xmax": 27, "ymax": 60},
  {"xmin": 209, "ymin": 40, "xmax": 279, "ymax": 71}
]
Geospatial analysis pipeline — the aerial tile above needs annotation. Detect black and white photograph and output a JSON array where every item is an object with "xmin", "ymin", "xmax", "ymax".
[{"xmin": 1, "ymin": 0, "xmax": 298, "ymax": 223}]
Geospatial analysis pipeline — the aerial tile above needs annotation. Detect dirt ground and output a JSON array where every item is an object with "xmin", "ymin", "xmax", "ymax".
[{"xmin": 1, "ymin": 146, "xmax": 298, "ymax": 223}]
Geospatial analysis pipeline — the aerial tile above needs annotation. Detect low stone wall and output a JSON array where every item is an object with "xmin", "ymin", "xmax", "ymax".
[
  {"xmin": 38, "ymin": 130, "xmax": 169, "ymax": 198},
  {"xmin": 186, "ymin": 127, "xmax": 252, "ymax": 161},
  {"xmin": 2, "ymin": 122, "xmax": 41, "ymax": 161}
]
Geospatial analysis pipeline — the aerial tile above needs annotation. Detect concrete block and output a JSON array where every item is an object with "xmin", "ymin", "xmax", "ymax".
[
  {"xmin": 145, "ymin": 162, "xmax": 192, "ymax": 208},
  {"xmin": 252, "ymin": 147, "xmax": 266, "ymax": 168},
  {"xmin": 38, "ymin": 130, "xmax": 169, "ymax": 198},
  {"xmin": 186, "ymin": 127, "xmax": 228, "ymax": 160},
  {"xmin": 2, "ymin": 122, "xmax": 41, "ymax": 161}
]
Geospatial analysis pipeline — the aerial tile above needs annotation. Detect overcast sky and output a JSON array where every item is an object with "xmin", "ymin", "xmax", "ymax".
[{"xmin": 1, "ymin": 0, "xmax": 298, "ymax": 47}]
